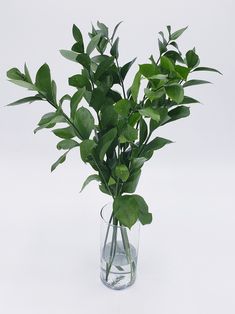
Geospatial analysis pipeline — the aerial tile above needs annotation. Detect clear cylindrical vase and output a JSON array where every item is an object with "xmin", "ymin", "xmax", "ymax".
[{"xmin": 100, "ymin": 203, "xmax": 140, "ymax": 290}]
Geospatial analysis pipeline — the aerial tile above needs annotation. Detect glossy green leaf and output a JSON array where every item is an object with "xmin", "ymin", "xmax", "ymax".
[
  {"xmin": 143, "ymin": 137, "xmax": 172, "ymax": 154},
  {"xmin": 72, "ymin": 24, "xmax": 84, "ymax": 52},
  {"xmin": 170, "ymin": 26, "xmax": 188, "ymax": 40},
  {"xmin": 76, "ymin": 53, "xmax": 91, "ymax": 70},
  {"xmin": 60, "ymin": 50, "xmax": 79, "ymax": 63},
  {"xmin": 69, "ymin": 74, "xmax": 91, "ymax": 90},
  {"xmin": 100, "ymin": 105, "xmax": 118, "ymax": 129},
  {"xmin": 139, "ymin": 64, "xmax": 156, "ymax": 78},
  {"xmin": 110, "ymin": 37, "xmax": 119, "ymax": 58},
  {"xmin": 7, "ymin": 96, "xmax": 42, "ymax": 106},
  {"xmin": 8, "ymin": 79, "xmax": 37, "ymax": 91},
  {"xmin": 192, "ymin": 67, "xmax": 222, "ymax": 75},
  {"xmin": 139, "ymin": 118, "xmax": 148, "ymax": 145},
  {"xmin": 183, "ymin": 79, "xmax": 211, "ymax": 88},
  {"xmin": 96, "ymin": 128, "xmax": 117, "ymax": 160},
  {"xmin": 160, "ymin": 55, "xmax": 175, "ymax": 72},
  {"xmin": 86, "ymin": 33, "xmax": 101, "ymax": 55},
  {"xmin": 35, "ymin": 63, "xmax": 53, "ymax": 100},
  {"xmin": 24, "ymin": 63, "xmax": 32, "ymax": 83},
  {"xmin": 114, "ymin": 99, "xmax": 131, "ymax": 116},
  {"xmin": 90, "ymin": 88, "xmax": 105, "ymax": 112},
  {"xmin": 74, "ymin": 107, "xmax": 94, "ymax": 139},
  {"xmin": 80, "ymin": 139, "xmax": 96, "ymax": 162},
  {"xmin": 166, "ymin": 106, "xmax": 190, "ymax": 123},
  {"xmin": 119, "ymin": 124, "xmax": 138, "ymax": 143},
  {"xmin": 52, "ymin": 126, "xmax": 75, "ymax": 139},
  {"xmin": 51, "ymin": 151, "xmax": 68, "ymax": 172},
  {"xmin": 80, "ymin": 174, "xmax": 100, "ymax": 192},
  {"xmin": 144, "ymin": 87, "xmax": 165, "ymax": 101},
  {"xmin": 120, "ymin": 58, "xmax": 136, "ymax": 80},
  {"xmin": 186, "ymin": 50, "xmax": 199, "ymax": 69},
  {"xmin": 181, "ymin": 96, "xmax": 200, "ymax": 104},
  {"xmin": 139, "ymin": 107, "xmax": 161, "ymax": 122},
  {"xmin": 94, "ymin": 56, "xmax": 114, "ymax": 80},
  {"xmin": 113, "ymin": 194, "xmax": 149, "ymax": 228},
  {"xmin": 175, "ymin": 65, "xmax": 190, "ymax": 80},
  {"xmin": 70, "ymin": 88, "xmax": 86, "ymax": 119},
  {"xmin": 97, "ymin": 21, "xmax": 109, "ymax": 38},
  {"xmin": 115, "ymin": 164, "xmax": 129, "ymax": 182},
  {"xmin": 111, "ymin": 21, "xmax": 122, "ymax": 41},
  {"xmin": 57, "ymin": 139, "xmax": 79, "ymax": 150},
  {"xmin": 131, "ymin": 71, "xmax": 141, "ymax": 102},
  {"xmin": 7, "ymin": 68, "xmax": 25, "ymax": 80},
  {"xmin": 165, "ymin": 84, "xmax": 184, "ymax": 104},
  {"xmin": 122, "ymin": 169, "xmax": 141, "ymax": 193}
]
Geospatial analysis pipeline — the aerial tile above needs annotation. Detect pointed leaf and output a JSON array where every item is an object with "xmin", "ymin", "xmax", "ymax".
[
  {"xmin": 80, "ymin": 139, "xmax": 96, "ymax": 162},
  {"xmin": 74, "ymin": 107, "xmax": 94, "ymax": 139},
  {"xmin": 115, "ymin": 164, "xmax": 129, "ymax": 182},
  {"xmin": 170, "ymin": 26, "xmax": 188, "ymax": 40},
  {"xmin": 120, "ymin": 58, "xmax": 136, "ymax": 80},
  {"xmin": 183, "ymin": 79, "xmax": 211, "ymax": 88},
  {"xmin": 96, "ymin": 128, "xmax": 117, "ymax": 160},
  {"xmin": 7, "ymin": 96, "xmax": 42, "ymax": 106},
  {"xmin": 131, "ymin": 71, "xmax": 141, "ymax": 102},
  {"xmin": 52, "ymin": 127, "xmax": 75, "ymax": 139},
  {"xmin": 80, "ymin": 174, "xmax": 100, "ymax": 192},
  {"xmin": 57, "ymin": 139, "xmax": 79, "ymax": 150},
  {"xmin": 35, "ymin": 63, "xmax": 53, "ymax": 100},
  {"xmin": 70, "ymin": 88, "xmax": 86, "ymax": 119},
  {"xmin": 86, "ymin": 33, "xmax": 101, "ymax": 55},
  {"xmin": 110, "ymin": 37, "xmax": 119, "ymax": 58},
  {"xmin": 192, "ymin": 67, "xmax": 222, "ymax": 75},
  {"xmin": 51, "ymin": 151, "xmax": 68, "ymax": 172},
  {"xmin": 60, "ymin": 50, "xmax": 79, "ymax": 63},
  {"xmin": 165, "ymin": 84, "xmax": 184, "ymax": 104}
]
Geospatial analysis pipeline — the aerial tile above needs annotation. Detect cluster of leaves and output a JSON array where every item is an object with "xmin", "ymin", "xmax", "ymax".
[{"xmin": 6, "ymin": 22, "xmax": 221, "ymax": 228}]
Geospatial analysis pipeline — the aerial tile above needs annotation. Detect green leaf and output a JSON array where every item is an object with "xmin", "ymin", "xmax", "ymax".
[
  {"xmin": 76, "ymin": 53, "xmax": 91, "ymax": 70},
  {"xmin": 72, "ymin": 24, "xmax": 84, "ymax": 52},
  {"xmin": 165, "ymin": 84, "xmax": 184, "ymax": 104},
  {"xmin": 186, "ymin": 50, "xmax": 199, "ymax": 69},
  {"xmin": 69, "ymin": 74, "xmax": 91, "ymax": 90},
  {"xmin": 143, "ymin": 137, "xmax": 172, "ymax": 154},
  {"xmin": 170, "ymin": 26, "xmax": 188, "ymax": 40},
  {"xmin": 120, "ymin": 58, "xmax": 136, "ymax": 80},
  {"xmin": 8, "ymin": 79, "xmax": 37, "ymax": 91},
  {"xmin": 131, "ymin": 71, "xmax": 141, "ymax": 102},
  {"xmin": 114, "ymin": 99, "xmax": 131, "ymax": 117},
  {"xmin": 139, "ymin": 64, "xmax": 156, "ymax": 78},
  {"xmin": 86, "ymin": 33, "xmax": 101, "ymax": 55},
  {"xmin": 175, "ymin": 65, "xmax": 190, "ymax": 80},
  {"xmin": 111, "ymin": 21, "xmax": 123, "ymax": 41},
  {"xmin": 57, "ymin": 139, "xmax": 79, "ymax": 150},
  {"xmin": 100, "ymin": 105, "xmax": 118, "ymax": 129},
  {"xmin": 35, "ymin": 63, "xmax": 53, "ymax": 100},
  {"xmin": 7, "ymin": 96, "xmax": 42, "ymax": 106},
  {"xmin": 51, "ymin": 151, "xmax": 68, "ymax": 172},
  {"xmin": 113, "ymin": 194, "xmax": 150, "ymax": 228},
  {"xmin": 70, "ymin": 88, "xmax": 86, "ymax": 119},
  {"xmin": 60, "ymin": 50, "xmax": 79, "ymax": 63},
  {"xmin": 131, "ymin": 158, "xmax": 146, "ymax": 170},
  {"xmin": 139, "ymin": 107, "xmax": 161, "ymax": 122},
  {"xmin": 192, "ymin": 67, "xmax": 222, "ymax": 75},
  {"xmin": 90, "ymin": 88, "xmax": 105, "ymax": 112},
  {"xmin": 7, "ymin": 67, "xmax": 25, "ymax": 80},
  {"xmin": 110, "ymin": 37, "xmax": 119, "ymax": 58},
  {"xmin": 97, "ymin": 21, "xmax": 109, "ymax": 38},
  {"xmin": 74, "ymin": 107, "xmax": 94, "ymax": 139},
  {"xmin": 144, "ymin": 87, "xmax": 165, "ymax": 101},
  {"xmin": 122, "ymin": 169, "xmax": 141, "ymax": 193},
  {"xmin": 181, "ymin": 96, "xmax": 200, "ymax": 104},
  {"xmin": 160, "ymin": 56, "xmax": 175, "ymax": 72},
  {"xmin": 34, "ymin": 115, "xmax": 66, "ymax": 133},
  {"xmin": 52, "ymin": 126, "xmax": 75, "ymax": 139},
  {"xmin": 139, "ymin": 118, "xmax": 148, "ymax": 145},
  {"xmin": 80, "ymin": 174, "xmax": 100, "ymax": 192},
  {"xmin": 119, "ymin": 124, "xmax": 138, "ymax": 143},
  {"xmin": 115, "ymin": 164, "xmax": 129, "ymax": 182},
  {"xmin": 108, "ymin": 176, "xmax": 116, "ymax": 186},
  {"xmin": 183, "ymin": 79, "xmax": 211, "ymax": 88},
  {"xmin": 96, "ymin": 128, "xmax": 117, "ymax": 160},
  {"xmin": 59, "ymin": 94, "xmax": 71, "ymax": 105},
  {"xmin": 138, "ymin": 211, "xmax": 153, "ymax": 225},
  {"xmin": 24, "ymin": 63, "xmax": 32, "ymax": 83},
  {"xmin": 80, "ymin": 139, "xmax": 96, "ymax": 162},
  {"xmin": 149, "ymin": 74, "xmax": 168, "ymax": 80},
  {"xmin": 94, "ymin": 56, "xmax": 114, "ymax": 80},
  {"xmin": 166, "ymin": 106, "xmax": 190, "ymax": 123},
  {"xmin": 38, "ymin": 112, "xmax": 56, "ymax": 126},
  {"xmin": 158, "ymin": 39, "xmax": 167, "ymax": 54}
]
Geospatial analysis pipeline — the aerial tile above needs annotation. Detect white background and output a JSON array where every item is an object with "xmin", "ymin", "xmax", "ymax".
[{"xmin": 0, "ymin": 0, "xmax": 235, "ymax": 313}]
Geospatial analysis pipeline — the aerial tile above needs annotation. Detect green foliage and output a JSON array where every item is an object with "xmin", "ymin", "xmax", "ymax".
[{"xmin": 6, "ymin": 22, "xmax": 221, "ymax": 228}]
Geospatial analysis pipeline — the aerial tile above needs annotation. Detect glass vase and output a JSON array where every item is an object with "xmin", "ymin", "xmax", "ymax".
[{"xmin": 100, "ymin": 203, "xmax": 140, "ymax": 290}]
